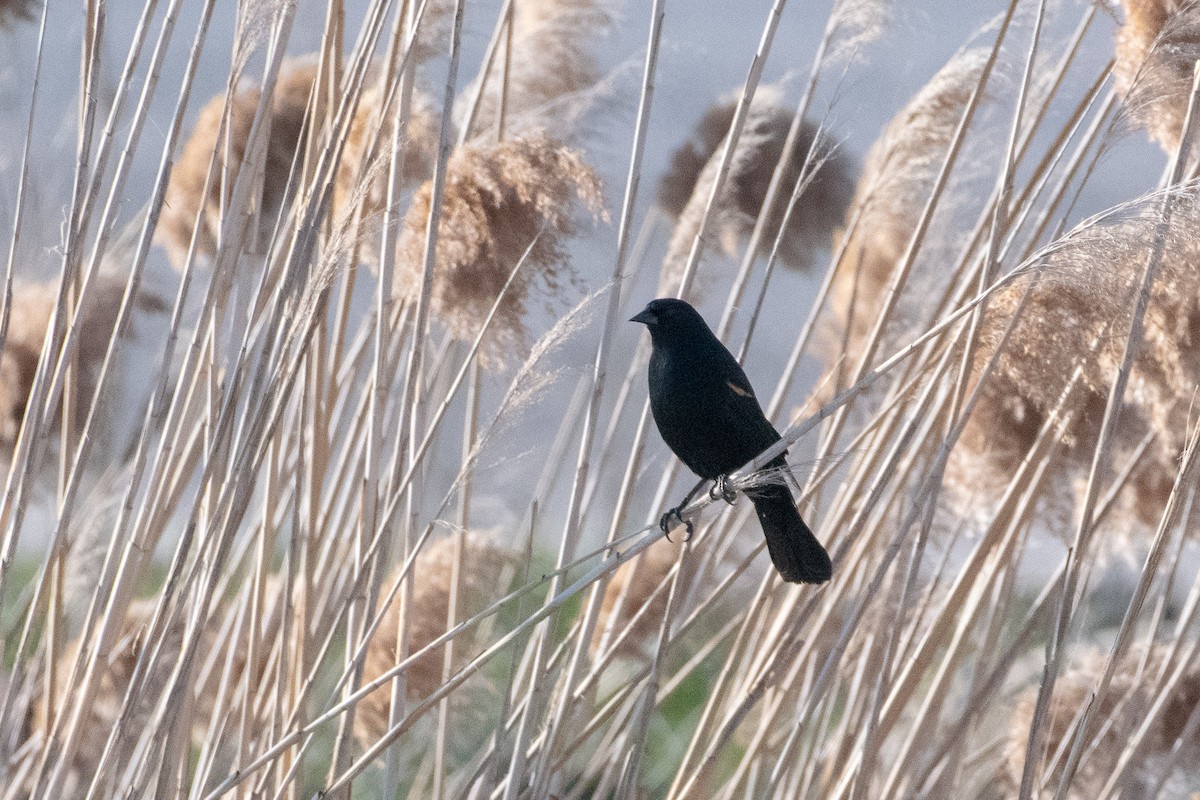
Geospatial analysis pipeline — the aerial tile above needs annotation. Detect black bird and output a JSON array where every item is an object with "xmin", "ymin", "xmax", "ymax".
[{"xmin": 631, "ymin": 298, "xmax": 832, "ymax": 584}]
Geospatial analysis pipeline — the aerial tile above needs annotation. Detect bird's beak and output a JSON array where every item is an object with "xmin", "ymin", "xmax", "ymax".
[{"xmin": 630, "ymin": 308, "xmax": 656, "ymax": 326}]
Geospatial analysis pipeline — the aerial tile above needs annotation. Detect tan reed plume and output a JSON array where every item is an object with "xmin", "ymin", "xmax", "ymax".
[
  {"xmin": 655, "ymin": 92, "xmax": 853, "ymax": 288},
  {"xmin": 462, "ymin": 0, "xmax": 616, "ymax": 140},
  {"xmin": 356, "ymin": 533, "xmax": 515, "ymax": 748},
  {"xmin": 826, "ymin": 47, "xmax": 990, "ymax": 364},
  {"xmin": 1003, "ymin": 642, "xmax": 1200, "ymax": 798},
  {"xmin": 23, "ymin": 599, "xmax": 187, "ymax": 799},
  {"xmin": 591, "ymin": 536, "xmax": 681, "ymax": 661},
  {"xmin": 332, "ymin": 84, "xmax": 444, "ymax": 253},
  {"xmin": 394, "ymin": 132, "xmax": 604, "ymax": 364},
  {"xmin": 155, "ymin": 57, "xmax": 321, "ymax": 269},
  {"xmin": 0, "ymin": 273, "xmax": 141, "ymax": 448},
  {"xmin": 1114, "ymin": 0, "xmax": 1200, "ymax": 153},
  {"xmin": 947, "ymin": 189, "xmax": 1200, "ymax": 528},
  {"xmin": 403, "ymin": 0, "xmax": 459, "ymax": 67},
  {"xmin": 0, "ymin": 0, "xmax": 36, "ymax": 26}
]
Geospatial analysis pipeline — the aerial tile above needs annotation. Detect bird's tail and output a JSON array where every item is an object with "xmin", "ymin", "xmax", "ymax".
[{"xmin": 748, "ymin": 484, "xmax": 831, "ymax": 584}]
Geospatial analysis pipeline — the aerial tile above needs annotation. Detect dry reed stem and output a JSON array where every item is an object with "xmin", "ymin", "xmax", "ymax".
[
  {"xmin": 656, "ymin": 92, "xmax": 853, "ymax": 284},
  {"xmin": 1114, "ymin": 0, "xmax": 1200, "ymax": 152},
  {"xmin": 394, "ymin": 132, "xmax": 604, "ymax": 364},
  {"xmin": 155, "ymin": 57, "xmax": 321, "ymax": 269}
]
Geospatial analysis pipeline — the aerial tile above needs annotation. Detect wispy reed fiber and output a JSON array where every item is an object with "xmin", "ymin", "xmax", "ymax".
[
  {"xmin": 460, "ymin": 0, "xmax": 616, "ymax": 140},
  {"xmin": 826, "ymin": 0, "xmax": 893, "ymax": 64},
  {"xmin": 656, "ymin": 93, "xmax": 853, "ymax": 280},
  {"xmin": 395, "ymin": 132, "xmax": 604, "ymax": 363},
  {"xmin": 1003, "ymin": 642, "xmax": 1200, "ymax": 798},
  {"xmin": 155, "ymin": 57, "xmax": 320, "ymax": 268},
  {"xmin": 1114, "ymin": 0, "xmax": 1200, "ymax": 152},
  {"xmin": 827, "ymin": 47, "xmax": 990, "ymax": 363},
  {"xmin": 356, "ymin": 533, "xmax": 515, "ymax": 749}
]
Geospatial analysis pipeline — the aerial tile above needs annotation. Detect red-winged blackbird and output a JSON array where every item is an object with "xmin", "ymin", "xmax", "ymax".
[{"xmin": 631, "ymin": 298, "xmax": 832, "ymax": 584}]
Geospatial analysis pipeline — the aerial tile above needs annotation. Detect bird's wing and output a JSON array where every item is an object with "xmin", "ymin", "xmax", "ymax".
[{"xmin": 718, "ymin": 361, "xmax": 784, "ymax": 465}]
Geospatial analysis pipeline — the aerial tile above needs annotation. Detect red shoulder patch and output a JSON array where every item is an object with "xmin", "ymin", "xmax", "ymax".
[{"xmin": 727, "ymin": 380, "xmax": 754, "ymax": 398}]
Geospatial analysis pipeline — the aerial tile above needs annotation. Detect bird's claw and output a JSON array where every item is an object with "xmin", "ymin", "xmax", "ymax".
[
  {"xmin": 709, "ymin": 475, "xmax": 737, "ymax": 505},
  {"xmin": 660, "ymin": 507, "xmax": 694, "ymax": 542}
]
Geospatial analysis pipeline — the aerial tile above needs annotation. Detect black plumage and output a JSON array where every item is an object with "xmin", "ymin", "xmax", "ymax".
[{"xmin": 631, "ymin": 298, "xmax": 832, "ymax": 584}]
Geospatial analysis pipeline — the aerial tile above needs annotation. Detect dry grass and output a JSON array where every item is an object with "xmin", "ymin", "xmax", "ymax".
[
  {"xmin": 1003, "ymin": 641, "xmax": 1200, "ymax": 798},
  {"xmin": 5, "ymin": 3, "xmax": 1200, "ymax": 800},
  {"xmin": 948, "ymin": 190, "xmax": 1200, "ymax": 529},
  {"xmin": 827, "ymin": 47, "xmax": 990, "ymax": 367},
  {"xmin": 333, "ymin": 83, "xmax": 443, "ymax": 242},
  {"xmin": 461, "ymin": 0, "xmax": 616, "ymax": 140},
  {"xmin": 590, "ymin": 535, "xmax": 681, "ymax": 661},
  {"xmin": 356, "ymin": 533, "xmax": 515, "ymax": 747},
  {"xmin": 21, "ymin": 599, "xmax": 187, "ymax": 799}
]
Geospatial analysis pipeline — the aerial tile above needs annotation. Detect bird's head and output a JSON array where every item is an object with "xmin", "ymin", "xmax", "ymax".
[{"xmin": 630, "ymin": 298, "xmax": 711, "ymax": 342}]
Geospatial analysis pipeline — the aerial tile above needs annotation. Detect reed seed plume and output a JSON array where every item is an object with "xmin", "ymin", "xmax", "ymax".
[
  {"xmin": 1003, "ymin": 642, "xmax": 1200, "ymax": 798},
  {"xmin": 949, "ymin": 370, "xmax": 1050, "ymax": 497},
  {"xmin": 405, "ymin": 0, "xmax": 458, "ymax": 67},
  {"xmin": 460, "ymin": 0, "xmax": 617, "ymax": 140},
  {"xmin": 827, "ymin": 47, "xmax": 990, "ymax": 363},
  {"xmin": 948, "ymin": 188, "xmax": 1200, "ymax": 523},
  {"xmin": 333, "ymin": 84, "xmax": 443, "ymax": 249},
  {"xmin": 59, "ymin": 473, "xmax": 129, "ymax": 638},
  {"xmin": 0, "ymin": 274, "xmax": 142, "ymax": 449},
  {"xmin": 23, "ymin": 599, "xmax": 187, "ymax": 799},
  {"xmin": 0, "ymin": 280, "xmax": 55, "ymax": 447},
  {"xmin": 395, "ymin": 132, "xmax": 604, "ymax": 363},
  {"xmin": 656, "ymin": 93, "xmax": 854, "ymax": 283},
  {"xmin": 0, "ymin": 0, "xmax": 36, "ymax": 26},
  {"xmin": 155, "ymin": 57, "xmax": 320, "ymax": 269},
  {"xmin": 591, "ymin": 536, "xmax": 681, "ymax": 661},
  {"xmin": 357, "ymin": 533, "xmax": 515, "ymax": 748},
  {"xmin": 1114, "ymin": 0, "xmax": 1200, "ymax": 153},
  {"xmin": 826, "ymin": 0, "xmax": 893, "ymax": 64}
]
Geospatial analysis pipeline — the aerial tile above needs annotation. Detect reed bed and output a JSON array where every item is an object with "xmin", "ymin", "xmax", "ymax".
[{"xmin": 0, "ymin": 0, "xmax": 1198, "ymax": 798}]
